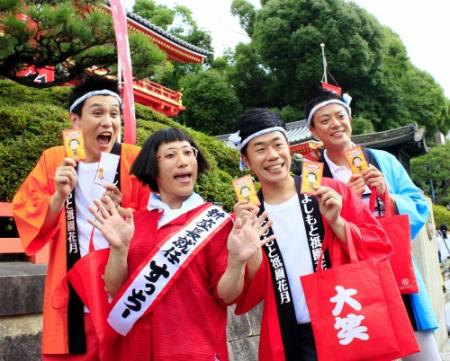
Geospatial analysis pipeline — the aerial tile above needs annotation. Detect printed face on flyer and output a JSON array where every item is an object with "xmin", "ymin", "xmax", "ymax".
[
  {"xmin": 232, "ymin": 174, "xmax": 260, "ymax": 205},
  {"xmin": 301, "ymin": 161, "xmax": 323, "ymax": 194},
  {"xmin": 345, "ymin": 146, "xmax": 368, "ymax": 174},
  {"xmin": 63, "ymin": 128, "xmax": 86, "ymax": 161}
]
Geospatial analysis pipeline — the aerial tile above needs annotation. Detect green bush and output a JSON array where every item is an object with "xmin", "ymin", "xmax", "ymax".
[
  {"xmin": 0, "ymin": 79, "xmax": 239, "ymax": 210},
  {"xmin": 433, "ymin": 204, "xmax": 450, "ymax": 228}
]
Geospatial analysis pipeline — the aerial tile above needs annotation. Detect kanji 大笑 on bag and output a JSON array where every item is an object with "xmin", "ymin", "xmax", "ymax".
[
  {"xmin": 369, "ymin": 188, "xmax": 418, "ymax": 294},
  {"xmin": 301, "ymin": 225, "xmax": 419, "ymax": 361}
]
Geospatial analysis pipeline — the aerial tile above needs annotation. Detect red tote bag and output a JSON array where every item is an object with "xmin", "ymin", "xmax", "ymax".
[
  {"xmin": 369, "ymin": 188, "xmax": 418, "ymax": 294},
  {"xmin": 301, "ymin": 228, "xmax": 419, "ymax": 361}
]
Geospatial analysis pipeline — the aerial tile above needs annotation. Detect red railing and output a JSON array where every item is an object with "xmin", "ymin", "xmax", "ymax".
[{"xmin": 0, "ymin": 202, "xmax": 49, "ymax": 264}]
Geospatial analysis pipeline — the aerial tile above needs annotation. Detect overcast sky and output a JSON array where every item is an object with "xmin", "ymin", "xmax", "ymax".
[{"xmin": 123, "ymin": 0, "xmax": 450, "ymax": 98}]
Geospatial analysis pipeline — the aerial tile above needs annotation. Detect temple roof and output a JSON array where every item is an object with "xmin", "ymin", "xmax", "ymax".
[{"xmin": 126, "ymin": 11, "xmax": 211, "ymax": 62}]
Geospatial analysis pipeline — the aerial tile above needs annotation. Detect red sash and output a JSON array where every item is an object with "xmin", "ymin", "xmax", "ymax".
[
  {"xmin": 108, "ymin": 204, "xmax": 230, "ymax": 335},
  {"xmin": 67, "ymin": 203, "xmax": 230, "ymax": 346}
]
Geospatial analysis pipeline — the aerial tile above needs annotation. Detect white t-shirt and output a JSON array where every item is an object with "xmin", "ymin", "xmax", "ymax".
[
  {"xmin": 264, "ymin": 194, "xmax": 314, "ymax": 324},
  {"xmin": 75, "ymin": 161, "xmax": 110, "ymax": 257}
]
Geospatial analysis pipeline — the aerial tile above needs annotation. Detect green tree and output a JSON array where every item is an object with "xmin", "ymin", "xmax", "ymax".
[
  {"xmin": 223, "ymin": 43, "xmax": 279, "ymax": 109},
  {"xmin": 231, "ymin": 0, "xmax": 256, "ymax": 36},
  {"xmin": 133, "ymin": 0, "xmax": 212, "ymax": 51},
  {"xmin": 132, "ymin": 0, "xmax": 213, "ymax": 89},
  {"xmin": 229, "ymin": 0, "xmax": 450, "ymax": 134},
  {"xmin": 0, "ymin": 0, "xmax": 171, "ymax": 87},
  {"xmin": 133, "ymin": 0, "xmax": 175, "ymax": 29},
  {"xmin": 411, "ymin": 143, "xmax": 450, "ymax": 206},
  {"xmin": 178, "ymin": 70, "xmax": 241, "ymax": 135}
]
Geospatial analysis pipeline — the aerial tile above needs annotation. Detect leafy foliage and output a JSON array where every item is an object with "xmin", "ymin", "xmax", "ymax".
[
  {"xmin": 411, "ymin": 143, "xmax": 450, "ymax": 207},
  {"xmin": 231, "ymin": 0, "xmax": 256, "ymax": 36},
  {"xmin": 0, "ymin": 80, "xmax": 240, "ymax": 211},
  {"xmin": 432, "ymin": 204, "xmax": 450, "ymax": 230},
  {"xmin": 229, "ymin": 0, "xmax": 450, "ymax": 135},
  {"xmin": 133, "ymin": 0, "xmax": 212, "ymax": 52},
  {"xmin": 132, "ymin": 0, "xmax": 213, "ymax": 90},
  {"xmin": 177, "ymin": 70, "xmax": 242, "ymax": 135},
  {"xmin": 0, "ymin": 0, "xmax": 171, "ymax": 87}
]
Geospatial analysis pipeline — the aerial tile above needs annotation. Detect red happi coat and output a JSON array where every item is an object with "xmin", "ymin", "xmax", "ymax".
[
  {"xmin": 118, "ymin": 202, "xmax": 234, "ymax": 361},
  {"xmin": 235, "ymin": 177, "xmax": 393, "ymax": 361}
]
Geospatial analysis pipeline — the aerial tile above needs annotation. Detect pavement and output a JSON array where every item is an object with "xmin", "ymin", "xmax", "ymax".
[
  {"xmin": 440, "ymin": 297, "xmax": 450, "ymax": 360},
  {"xmin": 441, "ymin": 339, "xmax": 450, "ymax": 360}
]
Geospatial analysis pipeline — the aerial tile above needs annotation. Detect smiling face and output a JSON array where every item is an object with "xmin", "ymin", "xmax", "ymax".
[
  {"xmin": 70, "ymin": 95, "xmax": 120, "ymax": 163},
  {"xmin": 155, "ymin": 140, "xmax": 198, "ymax": 209},
  {"xmin": 307, "ymin": 172, "xmax": 317, "ymax": 184},
  {"xmin": 242, "ymin": 131, "xmax": 291, "ymax": 186},
  {"xmin": 68, "ymin": 139, "xmax": 80, "ymax": 153},
  {"xmin": 353, "ymin": 156, "xmax": 362, "ymax": 167},
  {"xmin": 309, "ymin": 103, "xmax": 352, "ymax": 152}
]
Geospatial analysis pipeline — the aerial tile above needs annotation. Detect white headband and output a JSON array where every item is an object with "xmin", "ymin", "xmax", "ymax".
[
  {"xmin": 228, "ymin": 126, "xmax": 288, "ymax": 152},
  {"xmin": 69, "ymin": 89, "xmax": 122, "ymax": 113},
  {"xmin": 229, "ymin": 126, "xmax": 289, "ymax": 171},
  {"xmin": 306, "ymin": 97, "xmax": 352, "ymax": 129}
]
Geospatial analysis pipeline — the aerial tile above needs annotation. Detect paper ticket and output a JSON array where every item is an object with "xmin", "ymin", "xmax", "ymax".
[
  {"xmin": 94, "ymin": 152, "xmax": 120, "ymax": 186},
  {"xmin": 301, "ymin": 161, "xmax": 324, "ymax": 194},
  {"xmin": 232, "ymin": 174, "xmax": 260, "ymax": 206},
  {"xmin": 63, "ymin": 128, "xmax": 86, "ymax": 161},
  {"xmin": 345, "ymin": 146, "xmax": 368, "ymax": 174}
]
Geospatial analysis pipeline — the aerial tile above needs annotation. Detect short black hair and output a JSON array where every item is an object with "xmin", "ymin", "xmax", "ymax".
[
  {"xmin": 352, "ymin": 156, "xmax": 362, "ymax": 164},
  {"xmin": 440, "ymin": 224, "xmax": 448, "ymax": 232},
  {"xmin": 68, "ymin": 74, "xmax": 120, "ymax": 116},
  {"xmin": 131, "ymin": 127, "xmax": 210, "ymax": 192},
  {"xmin": 234, "ymin": 108, "xmax": 286, "ymax": 155},
  {"xmin": 305, "ymin": 88, "xmax": 344, "ymax": 128}
]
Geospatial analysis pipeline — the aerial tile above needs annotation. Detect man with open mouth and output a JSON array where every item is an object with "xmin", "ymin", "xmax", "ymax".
[{"xmin": 12, "ymin": 74, "xmax": 150, "ymax": 360}]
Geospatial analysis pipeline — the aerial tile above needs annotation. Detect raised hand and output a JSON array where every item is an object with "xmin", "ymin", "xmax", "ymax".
[
  {"xmin": 313, "ymin": 186, "xmax": 343, "ymax": 226},
  {"xmin": 362, "ymin": 164, "xmax": 386, "ymax": 196},
  {"xmin": 234, "ymin": 200, "xmax": 259, "ymax": 222},
  {"xmin": 101, "ymin": 183, "xmax": 122, "ymax": 209},
  {"xmin": 312, "ymin": 186, "xmax": 347, "ymax": 242},
  {"xmin": 347, "ymin": 174, "xmax": 366, "ymax": 196},
  {"xmin": 227, "ymin": 209, "xmax": 274, "ymax": 266},
  {"xmin": 88, "ymin": 195, "xmax": 134, "ymax": 252},
  {"xmin": 218, "ymin": 209, "xmax": 275, "ymax": 303},
  {"xmin": 54, "ymin": 157, "xmax": 77, "ymax": 200}
]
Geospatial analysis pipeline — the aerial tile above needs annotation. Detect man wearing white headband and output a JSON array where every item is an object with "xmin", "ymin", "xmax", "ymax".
[
  {"xmin": 230, "ymin": 108, "xmax": 392, "ymax": 361},
  {"xmin": 12, "ymin": 74, "xmax": 151, "ymax": 360},
  {"xmin": 307, "ymin": 88, "xmax": 441, "ymax": 361}
]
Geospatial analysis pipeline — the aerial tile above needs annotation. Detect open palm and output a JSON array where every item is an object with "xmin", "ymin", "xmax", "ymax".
[
  {"xmin": 227, "ymin": 211, "xmax": 273, "ymax": 264},
  {"xmin": 88, "ymin": 196, "xmax": 134, "ymax": 251}
]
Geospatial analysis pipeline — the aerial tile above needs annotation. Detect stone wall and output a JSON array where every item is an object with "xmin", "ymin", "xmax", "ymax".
[{"xmin": 0, "ymin": 262, "xmax": 45, "ymax": 361}]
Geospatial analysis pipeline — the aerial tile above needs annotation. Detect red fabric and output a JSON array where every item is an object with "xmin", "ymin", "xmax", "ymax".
[
  {"xmin": 69, "ymin": 203, "xmax": 234, "ymax": 361},
  {"xmin": 64, "ymin": 248, "xmax": 120, "ymax": 360},
  {"xmin": 42, "ymin": 314, "xmax": 99, "ymax": 361},
  {"xmin": 235, "ymin": 177, "xmax": 393, "ymax": 361},
  {"xmin": 12, "ymin": 144, "xmax": 150, "ymax": 355},
  {"xmin": 301, "ymin": 232, "xmax": 419, "ymax": 361},
  {"xmin": 369, "ymin": 191, "xmax": 418, "ymax": 293},
  {"xmin": 122, "ymin": 203, "xmax": 233, "ymax": 361}
]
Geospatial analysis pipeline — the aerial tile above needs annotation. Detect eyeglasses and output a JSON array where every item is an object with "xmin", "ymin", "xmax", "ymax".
[{"xmin": 157, "ymin": 146, "xmax": 198, "ymax": 161}]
